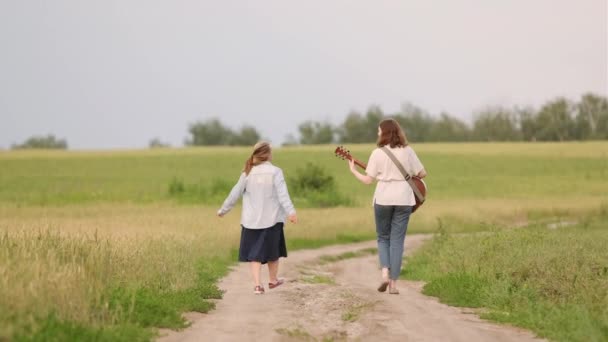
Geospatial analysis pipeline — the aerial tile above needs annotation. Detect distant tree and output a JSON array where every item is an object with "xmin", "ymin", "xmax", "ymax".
[
  {"xmin": 337, "ymin": 111, "xmax": 366, "ymax": 143},
  {"xmin": 597, "ymin": 102, "xmax": 608, "ymax": 140},
  {"xmin": 12, "ymin": 134, "xmax": 68, "ymax": 150},
  {"xmin": 517, "ymin": 107, "xmax": 539, "ymax": 141},
  {"xmin": 472, "ymin": 107, "xmax": 520, "ymax": 141},
  {"xmin": 428, "ymin": 113, "xmax": 470, "ymax": 141},
  {"xmin": 185, "ymin": 119, "xmax": 233, "ymax": 146},
  {"xmin": 149, "ymin": 138, "xmax": 171, "ymax": 148},
  {"xmin": 394, "ymin": 103, "xmax": 435, "ymax": 142},
  {"xmin": 230, "ymin": 125, "xmax": 261, "ymax": 146},
  {"xmin": 282, "ymin": 134, "xmax": 299, "ymax": 147},
  {"xmin": 324, "ymin": 95, "xmax": 607, "ymax": 144},
  {"xmin": 575, "ymin": 93, "xmax": 608, "ymax": 140},
  {"xmin": 535, "ymin": 98, "xmax": 576, "ymax": 141},
  {"xmin": 338, "ymin": 106, "xmax": 385, "ymax": 143},
  {"xmin": 298, "ymin": 121, "xmax": 334, "ymax": 144},
  {"xmin": 185, "ymin": 118, "xmax": 261, "ymax": 146}
]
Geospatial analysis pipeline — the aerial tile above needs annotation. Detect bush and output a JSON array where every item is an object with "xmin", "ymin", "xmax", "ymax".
[
  {"xmin": 12, "ymin": 134, "xmax": 68, "ymax": 150},
  {"xmin": 169, "ymin": 165, "xmax": 353, "ymax": 207},
  {"xmin": 289, "ymin": 163, "xmax": 334, "ymax": 193},
  {"xmin": 167, "ymin": 177, "xmax": 232, "ymax": 204},
  {"xmin": 149, "ymin": 138, "xmax": 170, "ymax": 148},
  {"xmin": 168, "ymin": 177, "xmax": 185, "ymax": 195},
  {"xmin": 288, "ymin": 163, "xmax": 351, "ymax": 207}
]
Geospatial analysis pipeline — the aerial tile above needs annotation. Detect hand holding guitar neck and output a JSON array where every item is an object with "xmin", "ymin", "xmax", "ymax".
[{"xmin": 334, "ymin": 146, "xmax": 367, "ymax": 170}]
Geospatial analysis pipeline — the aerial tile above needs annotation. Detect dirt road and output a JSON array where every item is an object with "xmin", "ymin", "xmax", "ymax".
[{"xmin": 158, "ymin": 235, "xmax": 543, "ymax": 341}]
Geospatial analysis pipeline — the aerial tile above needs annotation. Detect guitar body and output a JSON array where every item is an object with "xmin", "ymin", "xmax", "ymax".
[
  {"xmin": 335, "ymin": 146, "xmax": 427, "ymax": 213},
  {"xmin": 411, "ymin": 176, "xmax": 426, "ymax": 213}
]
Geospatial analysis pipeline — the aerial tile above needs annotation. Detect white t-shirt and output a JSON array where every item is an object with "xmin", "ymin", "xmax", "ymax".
[{"xmin": 365, "ymin": 145, "xmax": 425, "ymax": 206}]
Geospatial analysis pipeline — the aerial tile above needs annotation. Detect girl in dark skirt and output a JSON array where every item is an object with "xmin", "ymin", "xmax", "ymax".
[{"xmin": 218, "ymin": 142, "xmax": 298, "ymax": 294}]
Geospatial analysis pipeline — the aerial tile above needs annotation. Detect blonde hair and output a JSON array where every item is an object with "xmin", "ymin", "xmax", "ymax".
[{"xmin": 244, "ymin": 141, "xmax": 272, "ymax": 175}]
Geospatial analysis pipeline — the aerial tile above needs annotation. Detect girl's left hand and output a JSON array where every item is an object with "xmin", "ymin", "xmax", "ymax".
[{"xmin": 348, "ymin": 159, "xmax": 356, "ymax": 172}]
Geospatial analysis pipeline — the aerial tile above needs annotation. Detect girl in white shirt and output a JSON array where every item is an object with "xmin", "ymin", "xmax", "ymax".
[
  {"xmin": 348, "ymin": 119, "xmax": 427, "ymax": 294},
  {"xmin": 218, "ymin": 142, "xmax": 298, "ymax": 295}
]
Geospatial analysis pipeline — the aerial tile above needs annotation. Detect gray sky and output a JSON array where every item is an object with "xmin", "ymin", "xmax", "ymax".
[{"xmin": 1, "ymin": 1, "xmax": 606, "ymax": 149}]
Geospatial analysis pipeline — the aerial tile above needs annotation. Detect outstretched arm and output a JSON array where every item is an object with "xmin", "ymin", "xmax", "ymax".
[{"xmin": 217, "ymin": 173, "xmax": 247, "ymax": 217}]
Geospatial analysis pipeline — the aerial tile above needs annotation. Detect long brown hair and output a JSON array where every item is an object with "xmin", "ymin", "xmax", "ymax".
[
  {"xmin": 377, "ymin": 119, "xmax": 408, "ymax": 148},
  {"xmin": 244, "ymin": 141, "xmax": 272, "ymax": 175}
]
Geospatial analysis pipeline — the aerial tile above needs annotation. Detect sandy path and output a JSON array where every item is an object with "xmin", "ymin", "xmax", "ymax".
[{"xmin": 158, "ymin": 235, "xmax": 543, "ymax": 342}]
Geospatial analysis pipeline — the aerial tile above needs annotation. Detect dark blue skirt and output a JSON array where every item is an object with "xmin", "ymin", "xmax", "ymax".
[{"xmin": 239, "ymin": 222, "xmax": 287, "ymax": 264}]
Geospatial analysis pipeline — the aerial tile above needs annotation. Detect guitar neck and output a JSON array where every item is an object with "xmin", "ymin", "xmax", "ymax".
[
  {"xmin": 352, "ymin": 157, "xmax": 367, "ymax": 170},
  {"xmin": 335, "ymin": 146, "xmax": 368, "ymax": 170}
]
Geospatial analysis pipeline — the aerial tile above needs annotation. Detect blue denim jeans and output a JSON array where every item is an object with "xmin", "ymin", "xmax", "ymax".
[{"xmin": 374, "ymin": 204, "xmax": 413, "ymax": 280}]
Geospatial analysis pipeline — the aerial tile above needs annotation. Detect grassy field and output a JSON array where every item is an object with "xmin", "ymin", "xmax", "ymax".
[
  {"xmin": 403, "ymin": 212, "xmax": 608, "ymax": 342},
  {"xmin": 1, "ymin": 142, "xmax": 607, "ymax": 206},
  {"xmin": 0, "ymin": 142, "xmax": 607, "ymax": 340}
]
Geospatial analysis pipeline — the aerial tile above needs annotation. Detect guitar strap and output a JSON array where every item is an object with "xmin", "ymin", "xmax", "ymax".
[{"xmin": 380, "ymin": 147, "xmax": 425, "ymax": 202}]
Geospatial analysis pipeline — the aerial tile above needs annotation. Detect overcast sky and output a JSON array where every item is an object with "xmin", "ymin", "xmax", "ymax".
[{"xmin": 1, "ymin": 1, "xmax": 606, "ymax": 149}]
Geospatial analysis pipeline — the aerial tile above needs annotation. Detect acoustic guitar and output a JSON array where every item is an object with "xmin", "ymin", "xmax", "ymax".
[{"xmin": 334, "ymin": 146, "xmax": 427, "ymax": 213}]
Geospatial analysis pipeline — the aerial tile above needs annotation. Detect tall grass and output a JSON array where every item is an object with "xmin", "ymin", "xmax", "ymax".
[
  {"xmin": 403, "ymin": 210, "xmax": 608, "ymax": 342},
  {"xmin": 0, "ymin": 142, "xmax": 606, "ymax": 340},
  {"xmin": 0, "ymin": 227, "xmax": 229, "ymax": 340},
  {"xmin": 0, "ymin": 205, "xmax": 382, "ymax": 340}
]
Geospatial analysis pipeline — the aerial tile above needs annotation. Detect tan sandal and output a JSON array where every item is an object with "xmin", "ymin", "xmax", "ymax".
[
  {"xmin": 268, "ymin": 279, "xmax": 284, "ymax": 289},
  {"xmin": 389, "ymin": 287, "xmax": 399, "ymax": 295}
]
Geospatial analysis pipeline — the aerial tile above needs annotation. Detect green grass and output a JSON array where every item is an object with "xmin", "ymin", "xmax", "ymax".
[
  {"xmin": 288, "ymin": 234, "xmax": 376, "ymax": 251},
  {"xmin": 1, "ymin": 142, "xmax": 607, "ymax": 340},
  {"xmin": 339, "ymin": 293, "xmax": 376, "ymax": 323},
  {"xmin": 301, "ymin": 274, "xmax": 335, "ymax": 285},
  {"xmin": 1, "ymin": 142, "xmax": 606, "ymax": 206},
  {"xmin": 105, "ymin": 256, "xmax": 226, "ymax": 328},
  {"xmin": 275, "ymin": 327, "xmax": 315, "ymax": 340},
  {"xmin": 0, "ymin": 229, "xmax": 231, "ymax": 341},
  {"xmin": 402, "ymin": 212, "xmax": 608, "ymax": 342},
  {"xmin": 340, "ymin": 302, "xmax": 375, "ymax": 323},
  {"xmin": 317, "ymin": 248, "xmax": 377, "ymax": 265},
  {"xmin": 341, "ymin": 304, "xmax": 371, "ymax": 323},
  {"xmin": 13, "ymin": 315, "xmax": 153, "ymax": 342}
]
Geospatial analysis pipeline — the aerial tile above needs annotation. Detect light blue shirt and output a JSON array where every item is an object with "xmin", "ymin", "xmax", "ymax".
[{"xmin": 218, "ymin": 162, "xmax": 296, "ymax": 229}]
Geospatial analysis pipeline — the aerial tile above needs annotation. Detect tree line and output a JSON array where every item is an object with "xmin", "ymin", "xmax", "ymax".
[
  {"xmin": 294, "ymin": 93, "xmax": 608, "ymax": 144},
  {"xmin": 9, "ymin": 93, "xmax": 607, "ymax": 150},
  {"xmin": 185, "ymin": 93, "xmax": 606, "ymax": 146}
]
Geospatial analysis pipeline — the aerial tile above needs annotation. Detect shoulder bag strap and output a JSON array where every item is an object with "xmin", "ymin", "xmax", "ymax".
[{"xmin": 380, "ymin": 147, "xmax": 425, "ymax": 202}]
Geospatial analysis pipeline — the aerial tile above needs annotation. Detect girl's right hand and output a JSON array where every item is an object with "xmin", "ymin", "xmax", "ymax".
[{"xmin": 288, "ymin": 213, "xmax": 298, "ymax": 224}]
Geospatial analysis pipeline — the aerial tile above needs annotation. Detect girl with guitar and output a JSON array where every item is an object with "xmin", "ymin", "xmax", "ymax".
[{"xmin": 341, "ymin": 119, "xmax": 427, "ymax": 294}]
